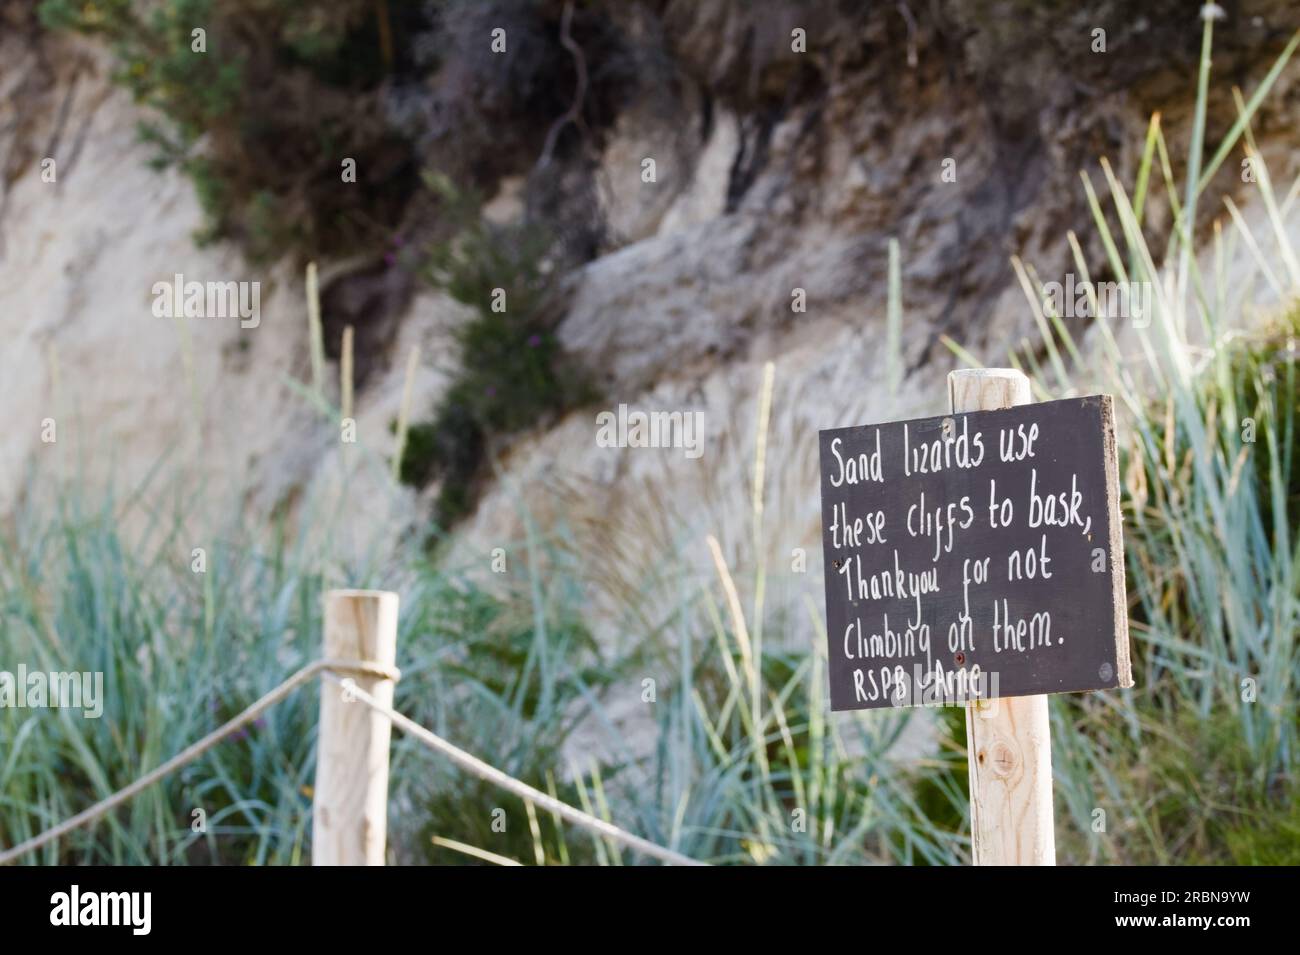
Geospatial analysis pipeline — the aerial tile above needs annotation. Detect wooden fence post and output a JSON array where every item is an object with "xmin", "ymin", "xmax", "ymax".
[
  {"xmin": 949, "ymin": 368, "xmax": 1056, "ymax": 866},
  {"xmin": 313, "ymin": 589, "xmax": 400, "ymax": 866}
]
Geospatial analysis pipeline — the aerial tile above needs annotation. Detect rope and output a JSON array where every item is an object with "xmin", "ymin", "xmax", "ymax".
[
  {"xmin": 0, "ymin": 659, "xmax": 704, "ymax": 867},
  {"xmin": 322, "ymin": 672, "xmax": 706, "ymax": 867}
]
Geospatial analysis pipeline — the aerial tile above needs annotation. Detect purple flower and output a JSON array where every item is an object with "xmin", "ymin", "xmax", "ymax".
[
  {"xmin": 384, "ymin": 251, "xmax": 396, "ymax": 267},
  {"xmin": 526, "ymin": 334, "xmax": 542, "ymax": 348},
  {"xmin": 485, "ymin": 385, "xmax": 497, "ymax": 398}
]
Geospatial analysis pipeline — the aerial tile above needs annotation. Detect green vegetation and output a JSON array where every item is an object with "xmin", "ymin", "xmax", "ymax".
[
  {"xmin": 958, "ymin": 15, "xmax": 1300, "ymax": 864},
  {"xmin": 0, "ymin": 459, "xmax": 964, "ymax": 864},
  {"xmin": 35, "ymin": 0, "xmax": 632, "ymax": 264},
  {"xmin": 38, "ymin": 0, "xmax": 419, "ymax": 261},
  {"xmin": 397, "ymin": 177, "xmax": 598, "ymax": 531},
  {"xmin": 1040, "ymin": 302, "xmax": 1300, "ymax": 864},
  {"xmin": 0, "ymin": 480, "xmax": 322, "ymax": 863}
]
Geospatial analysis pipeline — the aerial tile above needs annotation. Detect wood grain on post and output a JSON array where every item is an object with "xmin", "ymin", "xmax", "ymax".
[
  {"xmin": 949, "ymin": 368, "xmax": 1056, "ymax": 866},
  {"xmin": 313, "ymin": 590, "xmax": 400, "ymax": 866}
]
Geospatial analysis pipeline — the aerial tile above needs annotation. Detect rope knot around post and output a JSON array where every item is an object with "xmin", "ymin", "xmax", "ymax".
[{"xmin": 319, "ymin": 658, "xmax": 402, "ymax": 683}]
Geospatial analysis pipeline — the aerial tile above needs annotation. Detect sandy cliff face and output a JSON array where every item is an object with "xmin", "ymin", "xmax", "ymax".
[
  {"xmin": 2, "ymin": 3, "xmax": 1298, "ymax": 601},
  {"xmin": 448, "ymin": 5, "xmax": 1300, "ymax": 650},
  {"xmin": 0, "ymin": 28, "xmax": 462, "ymax": 565}
]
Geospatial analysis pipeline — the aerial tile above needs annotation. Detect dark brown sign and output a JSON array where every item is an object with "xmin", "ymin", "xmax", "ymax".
[{"xmin": 818, "ymin": 395, "xmax": 1131, "ymax": 711}]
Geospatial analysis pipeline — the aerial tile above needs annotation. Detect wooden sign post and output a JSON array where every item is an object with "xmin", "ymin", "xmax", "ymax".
[
  {"xmin": 817, "ymin": 367, "xmax": 1131, "ymax": 865},
  {"xmin": 951, "ymin": 369, "xmax": 1054, "ymax": 866}
]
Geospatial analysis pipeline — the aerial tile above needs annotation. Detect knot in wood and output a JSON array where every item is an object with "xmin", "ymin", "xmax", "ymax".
[{"xmin": 988, "ymin": 741, "xmax": 1018, "ymax": 778}]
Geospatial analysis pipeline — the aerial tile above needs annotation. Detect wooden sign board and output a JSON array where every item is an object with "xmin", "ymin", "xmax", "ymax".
[{"xmin": 818, "ymin": 395, "xmax": 1131, "ymax": 711}]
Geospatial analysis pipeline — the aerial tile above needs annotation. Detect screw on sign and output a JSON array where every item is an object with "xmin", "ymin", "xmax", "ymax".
[{"xmin": 817, "ymin": 368, "xmax": 1133, "ymax": 865}]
